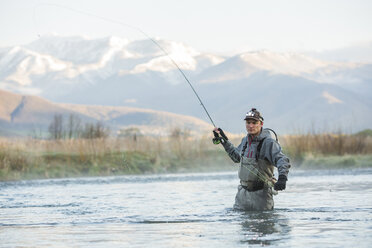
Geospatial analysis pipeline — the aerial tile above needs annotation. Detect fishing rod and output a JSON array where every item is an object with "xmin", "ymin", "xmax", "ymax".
[
  {"xmin": 33, "ymin": 4, "xmax": 279, "ymax": 191},
  {"xmin": 33, "ymin": 3, "xmax": 217, "ymax": 128}
]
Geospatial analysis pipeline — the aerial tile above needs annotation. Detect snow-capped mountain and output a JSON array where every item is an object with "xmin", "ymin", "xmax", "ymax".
[
  {"xmin": 0, "ymin": 34, "xmax": 223, "ymax": 94},
  {"xmin": 0, "ymin": 35, "xmax": 371, "ymax": 134},
  {"xmin": 197, "ymin": 50, "xmax": 369, "ymax": 85}
]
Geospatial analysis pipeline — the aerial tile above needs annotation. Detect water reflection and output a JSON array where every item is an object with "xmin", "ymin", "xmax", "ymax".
[{"xmin": 239, "ymin": 211, "xmax": 290, "ymax": 246}]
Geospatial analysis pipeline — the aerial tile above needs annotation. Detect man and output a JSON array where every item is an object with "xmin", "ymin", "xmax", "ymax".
[{"xmin": 213, "ymin": 108, "xmax": 291, "ymax": 211}]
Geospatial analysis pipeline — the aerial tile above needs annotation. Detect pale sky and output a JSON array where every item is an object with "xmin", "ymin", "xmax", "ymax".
[{"xmin": 1, "ymin": 0, "xmax": 371, "ymax": 55}]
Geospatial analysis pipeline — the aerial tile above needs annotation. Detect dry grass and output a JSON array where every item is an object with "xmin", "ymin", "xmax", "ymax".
[
  {"xmin": 281, "ymin": 132, "xmax": 372, "ymax": 163},
  {"xmin": 0, "ymin": 134, "xmax": 230, "ymax": 180},
  {"xmin": 1, "ymin": 130, "xmax": 371, "ymax": 180}
]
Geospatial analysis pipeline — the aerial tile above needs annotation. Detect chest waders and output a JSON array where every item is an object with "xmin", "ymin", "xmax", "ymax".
[
  {"xmin": 238, "ymin": 157, "xmax": 276, "ymax": 190},
  {"xmin": 234, "ymin": 137, "xmax": 277, "ymax": 211}
]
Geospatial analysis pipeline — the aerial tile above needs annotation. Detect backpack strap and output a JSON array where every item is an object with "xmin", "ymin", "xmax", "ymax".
[
  {"xmin": 241, "ymin": 135, "xmax": 249, "ymax": 157},
  {"xmin": 265, "ymin": 128, "xmax": 278, "ymax": 142},
  {"xmin": 241, "ymin": 128, "xmax": 278, "ymax": 159},
  {"xmin": 255, "ymin": 137, "xmax": 266, "ymax": 161}
]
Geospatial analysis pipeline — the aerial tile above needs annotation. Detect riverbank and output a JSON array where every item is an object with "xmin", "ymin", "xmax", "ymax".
[
  {"xmin": 2, "ymin": 152, "xmax": 372, "ymax": 181},
  {"xmin": 298, "ymin": 154, "xmax": 372, "ymax": 169},
  {"xmin": 1, "ymin": 132, "xmax": 371, "ymax": 181},
  {"xmin": 0, "ymin": 149, "xmax": 235, "ymax": 181},
  {"xmin": 0, "ymin": 137, "xmax": 233, "ymax": 181}
]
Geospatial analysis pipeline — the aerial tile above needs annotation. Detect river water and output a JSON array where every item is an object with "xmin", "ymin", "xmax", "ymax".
[{"xmin": 1, "ymin": 168, "xmax": 372, "ymax": 247}]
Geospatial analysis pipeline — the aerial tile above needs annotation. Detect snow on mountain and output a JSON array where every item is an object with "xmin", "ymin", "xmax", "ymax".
[
  {"xmin": 197, "ymin": 50, "xmax": 366, "ymax": 85},
  {"xmin": 322, "ymin": 91, "xmax": 343, "ymax": 104},
  {"xmin": 121, "ymin": 39, "xmax": 221, "ymax": 75},
  {"xmin": 26, "ymin": 35, "xmax": 132, "ymax": 64},
  {"xmin": 3, "ymin": 35, "xmax": 367, "ymax": 94},
  {"xmin": 0, "ymin": 35, "xmax": 371, "ymax": 134},
  {"xmin": 0, "ymin": 35, "xmax": 225, "ymax": 96},
  {"xmin": 28, "ymin": 35, "xmax": 219, "ymax": 73},
  {"xmin": 1, "ymin": 46, "xmax": 69, "ymax": 80},
  {"xmin": 26, "ymin": 35, "xmax": 141, "ymax": 78},
  {"xmin": 196, "ymin": 54, "xmax": 260, "ymax": 83},
  {"xmin": 240, "ymin": 51, "xmax": 329, "ymax": 75},
  {"xmin": 0, "ymin": 46, "xmax": 74, "ymax": 95}
]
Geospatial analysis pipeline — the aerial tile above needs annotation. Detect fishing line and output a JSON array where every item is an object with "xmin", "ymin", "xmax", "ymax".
[
  {"xmin": 33, "ymin": 3, "xmax": 216, "ymax": 127},
  {"xmin": 244, "ymin": 164, "xmax": 274, "ymax": 188}
]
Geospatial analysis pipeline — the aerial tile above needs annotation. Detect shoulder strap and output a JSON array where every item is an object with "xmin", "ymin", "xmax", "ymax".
[
  {"xmin": 241, "ymin": 128, "xmax": 278, "ymax": 160},
  {"xmin": 241, "ymin": 135, "xmax": 248, "ymax": 157},
  {"xmin": 264, "ymin": 128, "xmax": 278, "ymax": 142},
  {"xmin": 255, "ymin": 128, "xmax": 279, "ymax": 161},
  {"xmin": 241, "ymin": 136, "xmax": 267, "ymax": 160},
  {"xmin": 255, "ymin": 137, "xmax": 267, "ymax": 161}
]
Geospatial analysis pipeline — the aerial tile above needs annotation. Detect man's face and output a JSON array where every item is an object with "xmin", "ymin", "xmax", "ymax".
[{"xmin": 245, "ymin": 119, "xmax": 263, "ymax": 136}]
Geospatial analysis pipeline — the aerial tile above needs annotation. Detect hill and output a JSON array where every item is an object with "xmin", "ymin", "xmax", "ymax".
[{"xmin": 0, "ymin": 89, "xmax": 212, "ymax": 137}]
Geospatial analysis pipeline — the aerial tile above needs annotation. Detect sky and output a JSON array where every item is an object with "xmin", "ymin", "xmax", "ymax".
[{"xmin": 0, "ymin": 0, "xmax": 371, "ymax": 55}]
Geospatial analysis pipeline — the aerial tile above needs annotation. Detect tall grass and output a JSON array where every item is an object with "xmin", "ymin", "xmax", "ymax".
[
  {"xmin": 281, "ymin": 132, "xmax": 372, "ymax": 163},
  {"xmin": 1, "ymin": 129, "xmax": 372, "ymax": 180},
  {"xmin": 0, "ymin": 134, "xmax": 231, "ymax": 180}
]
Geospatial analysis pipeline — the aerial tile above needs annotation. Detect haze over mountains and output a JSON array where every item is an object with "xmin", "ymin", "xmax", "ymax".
[{"xmin": 0, "ymin": 35, "xmax": 371, "ymax": 135}]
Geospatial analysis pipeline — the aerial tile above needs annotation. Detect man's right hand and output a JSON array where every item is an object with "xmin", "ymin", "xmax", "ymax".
[
  {"xmin": 212, "ymin": 128, "xmax": 222, "ymax": 144},
  {"xmin": 212, "ymin": 127, "xmax": 228, "ymax": 145}
]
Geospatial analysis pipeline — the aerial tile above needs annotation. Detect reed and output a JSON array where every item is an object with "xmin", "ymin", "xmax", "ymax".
[
  {"xmin": 281, "ymin": 131, "xmax": 372, "ymax": 164},
  {"xmin": 0, "ymin": 134, "xmax": 230, "ymax": 180},
  {"xmin": 1, "ymin": 129, "xmax": 371, "ymax": 180}
]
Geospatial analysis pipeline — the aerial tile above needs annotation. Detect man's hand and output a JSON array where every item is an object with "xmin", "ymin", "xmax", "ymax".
[
  {"xmin": 218, "ymin": 128, "xmax": 228, "ymax": 141},
  {"xmin": 212, "ymin": 128, "xmax": 221, "ymax": 144},
  {"xmin": 212, "ymin": 127, "xmax": 228, "ymax": 145},
  {"xmin": 274, "ymin": 175, "xmax": 287, "ymax": 191}
]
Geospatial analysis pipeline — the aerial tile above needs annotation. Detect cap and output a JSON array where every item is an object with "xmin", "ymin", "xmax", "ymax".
[{"xmin": 244, "ymin": 108, "xmax": 264, "ymax": 122}]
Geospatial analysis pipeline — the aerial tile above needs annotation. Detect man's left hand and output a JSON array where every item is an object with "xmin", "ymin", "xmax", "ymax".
[{"xmin": 274, "ymin": 175, "xmax": 287, "ymax": 191}]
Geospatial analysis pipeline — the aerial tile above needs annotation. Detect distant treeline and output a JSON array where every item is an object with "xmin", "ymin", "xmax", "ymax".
[{"xmin": 46, "ymin": 114, "xmax": 110, "ymax": 140}]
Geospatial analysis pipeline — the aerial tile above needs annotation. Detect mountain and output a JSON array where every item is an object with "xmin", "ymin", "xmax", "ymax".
[
  {"xmin": 0, "ymin": 89, "xmax": 212, "ymax": 137},
  {"xmin": 0, "ymin": 35, "xmax": 224, "ymax": 97},
  {"xmin": 195, "ymin": 72, "xmax": 372, "ymax": 134},
  {"xmin": 308, "ymin": 41, "xmax": 372, "ymax": 63},
  {"xmin": 0, "ymin": 35, "xmax": 371, "ymax": 134},
  {"xmin": 196, "ymin": 51, "xmax": 372, "ymax": 93}
]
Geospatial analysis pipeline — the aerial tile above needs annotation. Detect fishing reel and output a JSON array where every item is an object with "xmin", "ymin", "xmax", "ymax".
[{"xmin": 212, "ymin": 128, "xmax": 228, "ymax": 145}]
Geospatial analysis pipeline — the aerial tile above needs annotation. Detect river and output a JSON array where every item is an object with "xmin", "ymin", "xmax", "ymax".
[{"xmin": 1, "ymin": 168, "xmax": 372, "ymax": 247}]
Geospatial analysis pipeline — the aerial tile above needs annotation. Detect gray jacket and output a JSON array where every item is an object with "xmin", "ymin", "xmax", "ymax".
[{"xmin": 222, "ymin": 128, "xmax": 291, "ymax": 177}]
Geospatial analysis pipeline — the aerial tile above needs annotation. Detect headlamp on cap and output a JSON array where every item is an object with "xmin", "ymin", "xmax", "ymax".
[{"xmin": 244, "ymin": 108, "xmax": 264, "ymax": 122}]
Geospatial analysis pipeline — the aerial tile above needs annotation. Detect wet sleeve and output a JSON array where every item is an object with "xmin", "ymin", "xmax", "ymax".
[
  {"xmin": 263, "ymin": 139, "xmax": 291, "ymax": 177},
  {"xmin": 221, "ymin": 138, "xmax": 244, "ymax": 163}
]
